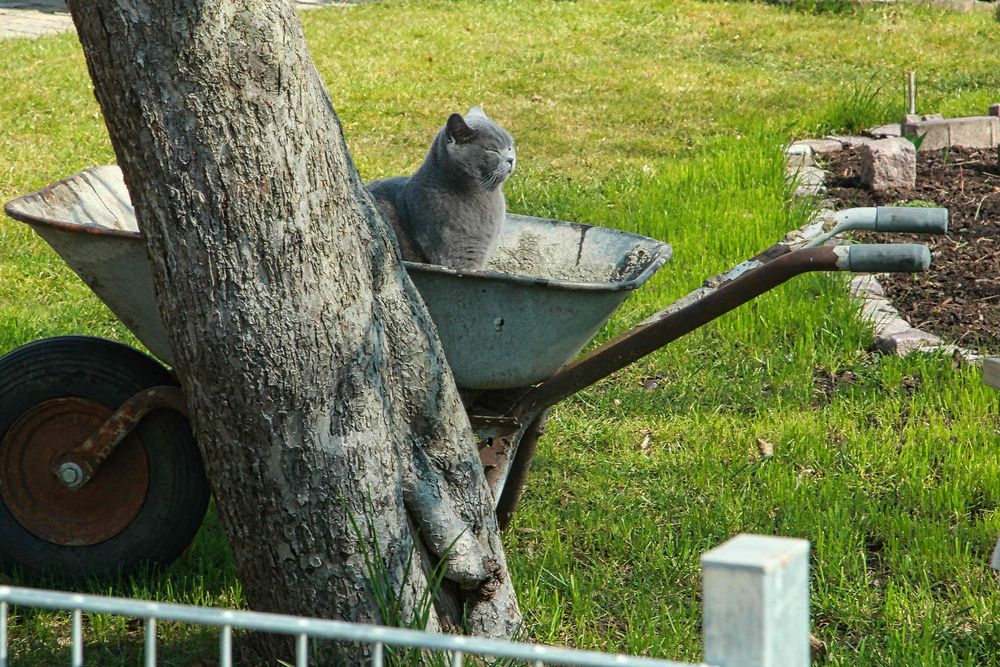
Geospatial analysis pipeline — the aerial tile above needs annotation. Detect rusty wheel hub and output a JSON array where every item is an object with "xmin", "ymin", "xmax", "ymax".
[{"xmin": 0, "ymin": 398, "xmax": 150, "ymax": 546}]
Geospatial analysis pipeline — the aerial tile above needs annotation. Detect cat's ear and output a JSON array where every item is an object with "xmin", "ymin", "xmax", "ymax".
[
  {"xmin": 466, "ymin": 105, "xmax": 488, "ymax": 120},
  {"xmin": 446, "ymin": 113, "xmax": 477, "ymax": 144}
]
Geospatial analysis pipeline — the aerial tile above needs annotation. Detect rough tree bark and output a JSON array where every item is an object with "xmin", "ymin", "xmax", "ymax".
[{"xmin": 65, "ymin": 0, "xmax": 521, "ymax": 658}]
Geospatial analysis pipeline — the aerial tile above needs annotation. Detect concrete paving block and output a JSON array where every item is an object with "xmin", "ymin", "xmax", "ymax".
[
  {"xmin": 849, "ymin": 274, "xmax": 886, "ymax": 298},
  {"xmin": 782, "ymin": 212, "xmax": 832, "ymax": 246},
  {"xmin": 786, "ymin": 155, "xmax": 814, "ymax": 168},
  {"xmin": 790, "ymin": 139, "xmax": 842, "ymax": 156},
  {"xmin": 788, "ymin": 165, "xmax": 826, "ymax": 196},
  {"xmin": 785, "ymin": 143, "xmax": 815, "ymax": 168},
  {"xmin": 827, "ymin": 135, "xmax": 879, "ymax": 149},
  {"xmin": 901, "ymin": 115, "xmax": 1000, "ymax": 151},
  {"xmin": 866, "ymin": 123, "xmax": 903, "ymax": 138},
  {"xmin": 875, "ymin": 327, "xmax": 941, "ymax": 356},
  {"xmin": 859, "ymin": 138, "xmax": 916, "ymax": 192},
  {"xmin": 850, "ymin": 272, "xmax": 978, "ymax": 360},
  {"xmin": 856, "ymin": 291, "xmax": 910, "ymax": 337}
]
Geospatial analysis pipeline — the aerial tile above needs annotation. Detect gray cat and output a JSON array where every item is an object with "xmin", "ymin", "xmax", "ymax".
[{"xmin": 366, "ymin": 107, "xmax": 516, "ymax": 269}]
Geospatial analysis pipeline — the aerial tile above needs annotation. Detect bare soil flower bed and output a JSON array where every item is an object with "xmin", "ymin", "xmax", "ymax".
[{"xmin": 822, "ymin": 146, "xmax": 1000, "ymax": 352}]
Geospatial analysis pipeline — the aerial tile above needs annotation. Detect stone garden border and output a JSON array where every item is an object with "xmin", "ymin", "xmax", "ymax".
[{"xmin": 783, "ymin": 133, "xmax": 983, "ymax": 363}]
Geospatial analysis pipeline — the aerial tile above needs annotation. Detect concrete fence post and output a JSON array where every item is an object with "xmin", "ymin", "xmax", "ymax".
[{"xmin": 701, "ymin": 534, "xmax": 810, "ymax": 667}]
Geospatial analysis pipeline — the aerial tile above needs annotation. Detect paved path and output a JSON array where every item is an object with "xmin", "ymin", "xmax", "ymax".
[
  {"xmin": 0, "ymin": 0, "xmax": 353, "ymax": 40},
  {"xmin": 0, "ymin": 0, "xmax": 72, "ymax": 39}
]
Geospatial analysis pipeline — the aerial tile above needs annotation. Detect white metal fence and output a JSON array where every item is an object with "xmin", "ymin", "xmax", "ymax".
[{"xmin": 0, "ymin": 534, "xmax": 810, "ymax": 667}]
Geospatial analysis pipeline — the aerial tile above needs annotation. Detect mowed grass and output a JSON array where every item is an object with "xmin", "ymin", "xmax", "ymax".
[{"xmin": 0, "ymin": 0, "xmax": 998, "ymax": 664}]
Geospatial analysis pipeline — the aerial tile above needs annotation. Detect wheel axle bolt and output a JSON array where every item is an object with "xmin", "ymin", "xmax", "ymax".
[{"xmin": 57, "ymin": 463, "xmax": 84, "ymax": 488}]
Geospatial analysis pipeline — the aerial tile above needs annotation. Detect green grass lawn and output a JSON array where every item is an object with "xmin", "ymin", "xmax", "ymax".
[{"xmin": 1, "ymin": 0, "xmax": 999, "ymax": 664}]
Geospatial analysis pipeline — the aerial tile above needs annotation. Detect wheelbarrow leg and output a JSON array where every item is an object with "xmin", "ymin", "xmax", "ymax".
[
  {"xmin": 54, "ymin": 385, "xmax": 188, "ymax": 489},
  {"xmin": 495, "ymin": 410, "xmax": 548, "ymax": 532}
]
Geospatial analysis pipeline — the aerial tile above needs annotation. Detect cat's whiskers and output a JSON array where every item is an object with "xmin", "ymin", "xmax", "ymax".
[{"xmin": 480, "ymin": 168, "xmax": 505, "ymax": 191}]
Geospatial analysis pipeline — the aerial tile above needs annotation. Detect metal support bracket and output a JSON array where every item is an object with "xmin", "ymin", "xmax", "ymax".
[{"xmin": 53, "ymin": 385, "xmax": 188, "ymax": 490}]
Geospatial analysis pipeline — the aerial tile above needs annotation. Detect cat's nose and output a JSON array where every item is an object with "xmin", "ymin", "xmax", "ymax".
[{"xmin": 506, "ymin": 156, "xmax": 515, "ymax": 167}]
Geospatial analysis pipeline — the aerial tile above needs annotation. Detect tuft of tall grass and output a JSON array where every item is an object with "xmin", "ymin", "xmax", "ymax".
[{"xmin": 811, "ymin": 76, "xmax": 900, "ymax": 137}]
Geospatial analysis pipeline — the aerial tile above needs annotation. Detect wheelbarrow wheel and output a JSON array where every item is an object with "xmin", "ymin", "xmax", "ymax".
[{"xmin": 0, "ymin": 336, "xmax": 209, "ymax": 581}]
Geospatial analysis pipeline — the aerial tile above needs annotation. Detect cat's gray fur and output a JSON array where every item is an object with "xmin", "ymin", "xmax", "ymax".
[{"xmin": 366, "ymin": 107, "xmax": 516, "ymax": 269}]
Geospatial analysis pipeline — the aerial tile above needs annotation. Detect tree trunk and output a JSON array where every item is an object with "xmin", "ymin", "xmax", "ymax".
[{"xmin": 65, "ymin": 0, "xmax": 521, "ymax": 659}]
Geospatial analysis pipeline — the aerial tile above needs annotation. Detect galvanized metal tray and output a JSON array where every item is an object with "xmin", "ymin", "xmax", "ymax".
[{"xmin": 5, "ymin": 165, "xmax": 673, "ymax": 389}]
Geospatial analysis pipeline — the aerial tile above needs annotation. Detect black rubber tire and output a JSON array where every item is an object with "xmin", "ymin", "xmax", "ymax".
[{"xmin": 0, "ymin": 336, "xmax": 210, "ymax": 581}]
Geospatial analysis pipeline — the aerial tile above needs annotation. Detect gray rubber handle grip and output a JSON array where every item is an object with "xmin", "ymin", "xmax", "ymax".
[
  {"xmin": 841, "ymin": 244, "xmax": 931, "ymax": 273},
  {"xmin": 874, "ymin": 207, "xmax": 949, "ymax": 234}
]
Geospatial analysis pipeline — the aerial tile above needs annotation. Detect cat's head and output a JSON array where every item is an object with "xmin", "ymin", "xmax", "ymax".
[{"xmin": 442, "ymin": 107, "xmax": 515, "ymax": 191}]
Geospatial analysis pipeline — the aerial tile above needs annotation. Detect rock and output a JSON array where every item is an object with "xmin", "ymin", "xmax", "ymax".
[
  {"xmin": 783, "ymin": 211, "xmax": 833, "ymax": 246},
  {"xmin": 901, "ymin": 115, "xmax": 1000, "ymax": 151},
  {"xmin": 859, "ymin": 138, "xmax": 916, "ymax": 192},
  {"xmin": 849, "ymin": 274, "xmax": 885, "ymax": 299},
  {"xmin": 789, "ymin": 164, "xmax": 826, "ymax": 197},
  {"xmin": 901, "ymin": 113, "xmax": 922, "ymax": 124},
  {"xmin": 785, "ymin": 142, "xmax": 815, "ymax": 168},
  {"xmin": 861, "ymin": 295, "xmax": 911, "ymax": 339},
  {"xmin": 989, "ymin": 104, "xmax": 1000, "ymax": 118},
  {"xmin": 790, "ymin": 138, "xmax": 842, "ymax": 155},
  {"xmin": 875, "ymin": 327, "xmax": 941, "ymax": 356},
  {"xmin": 827, "ymin": 135, "xmax": 879, "ymax": 149},
  {"xmin": 866, "ymin": 123, "xmax": 903, "ymax": 138},
  {"xmin": 920, "ymin": 113, "xmax": 944, "ymax": 121}
]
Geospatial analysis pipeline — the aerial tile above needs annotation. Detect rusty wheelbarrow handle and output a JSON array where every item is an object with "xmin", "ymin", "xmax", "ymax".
[
  {"xmin": 495, "ymin": 241, "xmax": 929, "ymax": 528},
  {"xmin": 720, "ymin": 206, "xmax": 947, "ymax": 276},
  {"xmin": 806, "ymin": 206, "xmax": 949, "ymax": 248},
  {"xmin": 510, "ymin": 243, "xmax": 930, "ymax": 422}
]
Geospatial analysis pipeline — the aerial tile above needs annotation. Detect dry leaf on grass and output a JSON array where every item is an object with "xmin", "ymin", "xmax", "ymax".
[
  {"xmin": 638, "ymin": 429, "xmax": 653, "ymax": 451},
  {"xmin": 756, "ymin": 437, "xmax": 774, "ymax": 459}
]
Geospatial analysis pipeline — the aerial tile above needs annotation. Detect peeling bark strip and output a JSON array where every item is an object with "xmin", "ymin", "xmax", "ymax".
[{"xmin": 65, "ymin": 0, "xmax": 520, "ymax": 658}]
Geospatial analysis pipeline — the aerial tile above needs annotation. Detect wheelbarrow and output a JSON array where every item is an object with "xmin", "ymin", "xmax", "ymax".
[{"xmin": 2, "ymin": 165, "xmax": 948, "ymax": 581}]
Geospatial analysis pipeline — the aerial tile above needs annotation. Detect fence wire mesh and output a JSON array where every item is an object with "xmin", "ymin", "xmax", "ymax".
[{"xmin": 0, "ymin": 585, "xmax": 694, "ymax": 667}]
